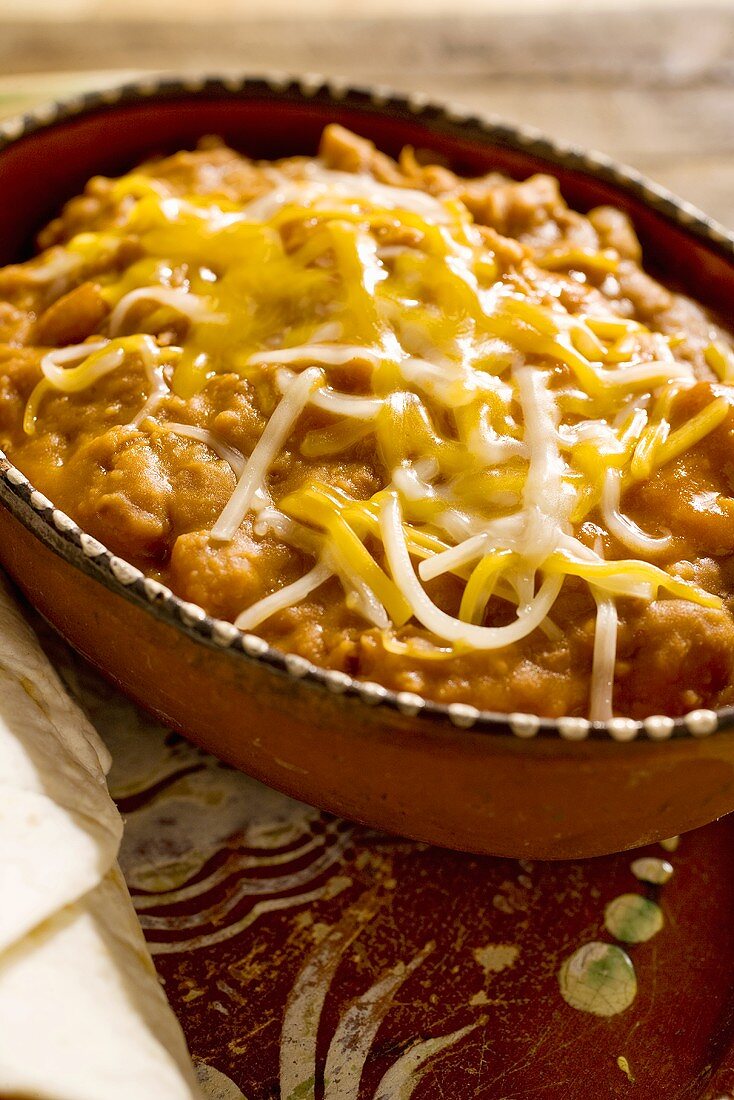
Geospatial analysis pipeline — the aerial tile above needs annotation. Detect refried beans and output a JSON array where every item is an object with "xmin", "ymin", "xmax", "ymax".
[{"xmin": 1, "ymin": 124, "xmax": 733, "ymax": 720}]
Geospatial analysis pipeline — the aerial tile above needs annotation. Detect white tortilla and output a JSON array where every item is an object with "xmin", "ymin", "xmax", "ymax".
[
  {"xmin": 0, "ymin": 869, "xmax": 201, "ymax": 1100},
  {"xmin": 0, "ymin": 576, "xmax": 201, "ymax": 1099},
  {"xmin": 0, "ymin": 572, "xmax": 110, "ymax": 775},
  {"xmin": 0, "ymin": 666, "xmax": 122, "ymax": 952}
]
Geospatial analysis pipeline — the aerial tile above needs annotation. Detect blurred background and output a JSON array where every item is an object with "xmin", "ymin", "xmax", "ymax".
[{"xmin": 0, "ymin": 0, "xmax": 732, "ymax": 225}]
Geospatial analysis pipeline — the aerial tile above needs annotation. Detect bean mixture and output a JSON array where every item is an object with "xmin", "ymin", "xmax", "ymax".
[{"xmin": 1, "ymin": 125, "xmax": 733, "ymax": 719}]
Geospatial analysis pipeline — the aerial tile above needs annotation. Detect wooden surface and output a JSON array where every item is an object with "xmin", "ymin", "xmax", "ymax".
[
  {"xmin": 0, "ymin": 6, "xmax": 732, "ymax": 228},
  {"xmin": 5, "ymin": 0, "xmax": 729, "ymax": 15}
]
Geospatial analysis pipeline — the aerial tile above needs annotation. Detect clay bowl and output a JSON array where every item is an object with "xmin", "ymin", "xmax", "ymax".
[{"xmin": 1, "ymin": 75, "xmax": 734, "ymax": 860}]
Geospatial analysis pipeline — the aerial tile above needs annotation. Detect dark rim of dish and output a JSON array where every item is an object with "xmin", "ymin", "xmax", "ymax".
[{"xmin": 0, "ymin": 72, "xmax": 732, "ymax": 743}]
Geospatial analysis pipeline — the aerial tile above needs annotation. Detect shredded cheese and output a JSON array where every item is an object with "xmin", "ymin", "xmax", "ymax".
[
  {"xmin": 23, "ymin": 153, "xmax": 734, "ymax": 718},
  {"xmin": 380, "ymin": 492, "xmax": 564, "ymax": 650},
  {"xmin": 40, "ymin": 340, "xmax": 116, "ymax": 392},
  {"xmin": 275, "ymin": 368, "xmax": 384, "ymax": 419},
  {"xmin": 514, "ymin": 366, "xmax": 569, "ymax": 566},
  {"xmin": 601, "ymin": 468, "xmax": 671, "ymax": 556},
  {"xmin": 590, "ymin": 590, "xmax": 618, "ymax": 723},
  {"xmin": 234, "ymin": 562, "xmax": 333, "ymax": 630},
  {"xmin": 653, "ymin": 396, "xmax": 729, "ymax": 469},
  {"xmin": 26, "ymin": 335, "xmax": 168, "ymax": 431},
  {"xmin": 154, "ymin": 422, "xmax": 245, "ymax": 477},
  {"xmin": 211, "ymin": 367, "xmax": 324, "ymax": 542},
  {"xmin": 107, "ymin": 285, "xmax": 222, "ymax": 336}
]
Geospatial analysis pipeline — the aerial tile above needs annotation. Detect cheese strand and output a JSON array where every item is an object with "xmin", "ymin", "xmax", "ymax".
[
  {"xmin": 235, "ymin": 562, "xmax": 333, "ymax": 630},
  {"xmin": 380, "ymin": 493, "xmax": 563, "ymax": 651},
  {"xmin": 211, "ymin": 368, "xmax": 323, "ymax": 542}
]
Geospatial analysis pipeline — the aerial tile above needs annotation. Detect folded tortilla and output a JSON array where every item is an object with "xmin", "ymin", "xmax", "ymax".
[{"xmin": 0, "ymin": 574, "xmax": 202, "ymax": 1099}]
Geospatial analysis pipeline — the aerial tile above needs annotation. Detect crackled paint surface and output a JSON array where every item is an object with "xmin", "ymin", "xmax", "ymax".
[
  {"xmin": 616, "ymin": 1055, "xmax": 634, "ymax": 1083},
  {"xmin": 604, "ymin": 895, "xmax": 664, "ymax": 944},
  {"xmin": 473, "ymin": 943, "xmax": 520, "ymax": 977},
  {"xmin": 195, "ymin": 1061, "xmax": 248, "ymax": 1099},
  {"xmin": 631, "ymin": 857, "xmax": 673, "ymax": 886},
  {"xmin": 558, "ymin": 943, "xmax": 638, "ymax": 1017},
  {"xmin": 558, "ymin": 838, "xmax": 671, "ymax": 1018}
]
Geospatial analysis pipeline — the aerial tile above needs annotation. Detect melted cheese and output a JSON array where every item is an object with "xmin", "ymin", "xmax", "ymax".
[
  {"xmin": 24, "ymin": 156, "xmax": 734, "ymax": 717},
  {"xmin": 590, "ymin": 591, "xmax": 618, "ymax": 723},
  {"xmin": 107, "ymin": 284, "xmax": 222, "ymax": 336},
  {"xmin": 234, "ymin": 561, "xmax": 332, "ymax": 630},
  {"xmin": 601, "ymin": 468, "xmax": 671, "ymax": 556},
  {"xmin": 211, "ymin": 367, "xmax": 323, "ymax": 542},
  {"xmin": 156, "ymin": 422, "xmax": 245, "ymax": 477}
]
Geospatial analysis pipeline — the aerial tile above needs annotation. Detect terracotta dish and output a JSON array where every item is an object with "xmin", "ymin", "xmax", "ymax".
[{"xmin": 1, "ymin": 75, "xmax": 734, "ymax": 859}]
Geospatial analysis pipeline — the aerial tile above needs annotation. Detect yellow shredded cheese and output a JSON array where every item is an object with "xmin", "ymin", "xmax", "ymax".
[{"xmin": 24, "ymin": 153, "xmax": 734, "ymax": 717}]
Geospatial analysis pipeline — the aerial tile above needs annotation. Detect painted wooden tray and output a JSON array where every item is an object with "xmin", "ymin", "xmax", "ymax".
[{"xmin": 42, "ymin": 629, "xmax": 734, "ymax": 1100}]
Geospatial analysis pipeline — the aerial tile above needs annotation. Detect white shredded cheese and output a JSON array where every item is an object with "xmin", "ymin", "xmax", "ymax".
[
  {"xmin": 380, "ymin": 493, "xmax": 563, "ymax": 650},
  {"xmin": 249, "ymin": 344, "xmax": 382, "ymax": 369},
  {"xmin": 155, "ymin": 422, "xmax": 245, "ymax": 477},
  {"xmin": 211, "ymin": 367, "xmax": 323, "ymax": 542},
  {"xmin": 275, "ymin": 368, "xmax": 384, "ymax": 419},
  {"xmin": 601, "ymin": 468, "xmax": 672, "ymax": 556},
  {"xmin": 418, "ymin": 534, "xmax": 488, "ymax": 582},
  {"xmin": 235, "ymin": 562, "xmax": 332, "ymax": 630},
  {"xmin": 108, "ymin": 286, "xmax": 222, "ymax": 336},
  {"xmin": 41, "ymin": 341, "xmax": 113, "ymax": 392},
  {"xmin": 242, "ymin": 165, "xmax": 455, "ymax": 223},
  {"xmin": 589, "ymin": 590, "xmax": 618, "ymax": 723},
  {"xmin": 514, "ymin": 367, "xmax": 570, "ymax": 566}
]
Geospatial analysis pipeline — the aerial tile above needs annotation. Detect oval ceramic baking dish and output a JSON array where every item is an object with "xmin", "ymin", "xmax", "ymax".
[{"xmin": 1, "ymin": 74, "xmax": 733, "ymax": 859}]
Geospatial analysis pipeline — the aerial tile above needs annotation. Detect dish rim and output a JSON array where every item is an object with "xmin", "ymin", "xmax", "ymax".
[{"xmin": 1, "ymin": 70, "xmax": 732, "ymax": 745}]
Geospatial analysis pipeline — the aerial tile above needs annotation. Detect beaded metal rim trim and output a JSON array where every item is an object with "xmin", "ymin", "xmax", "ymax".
[{"xmin": 0, "ymin": 72, "xmax": 732, "ymax": 743}]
